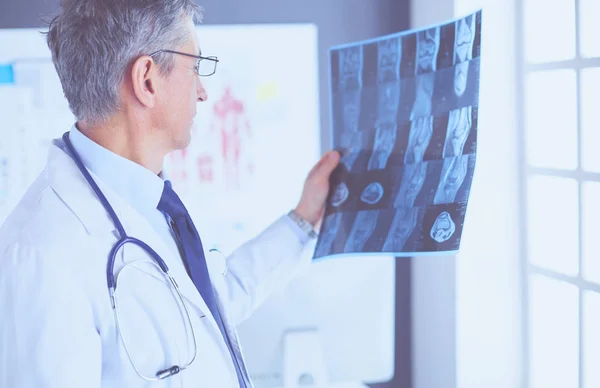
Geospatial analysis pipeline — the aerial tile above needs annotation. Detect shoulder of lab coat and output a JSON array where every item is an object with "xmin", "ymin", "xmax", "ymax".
[{"xmin": 0, "ymin": 172, "xmax": 104, "ymax": 388}]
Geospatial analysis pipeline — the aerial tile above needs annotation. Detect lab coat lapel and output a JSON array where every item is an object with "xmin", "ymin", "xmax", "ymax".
[{"xmin": 46, "ymin": 139, "xmax": 219, "ymax": 330}]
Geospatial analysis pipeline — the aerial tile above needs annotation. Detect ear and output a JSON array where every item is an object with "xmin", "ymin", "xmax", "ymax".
[{"xmin": 131, "ymin": 55, "xmax": 158, "ymax": 108}]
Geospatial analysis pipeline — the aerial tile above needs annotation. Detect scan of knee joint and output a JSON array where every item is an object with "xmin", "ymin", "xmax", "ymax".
[{"xmin": 313, "ymin": 10, "xmax": 481, "ymax": 259}]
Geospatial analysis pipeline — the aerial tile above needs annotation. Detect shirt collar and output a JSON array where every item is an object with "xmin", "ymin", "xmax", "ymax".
[{"xmin": 67, "ymin": 125, "xmax": 165, "ymax": 216}]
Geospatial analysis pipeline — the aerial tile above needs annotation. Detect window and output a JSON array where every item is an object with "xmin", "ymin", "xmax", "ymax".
[{"xmin": 518, "ymin": 0, "xmax": 600, "ymax": 387}]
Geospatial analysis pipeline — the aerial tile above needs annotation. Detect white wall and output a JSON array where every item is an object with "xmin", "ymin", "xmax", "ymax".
[
  {"xmin": 409, "ymin": 5, "xmax": 461, "ymax": 388},
  {"xmin": 411, "ymin": 0, "xmax": 523, "ymax": 388},
  {"xmin": 410, "ymin": 3, "xmax": 459, "ymax": 387},
  {"xmin": 412, "ymin": 256, "xmax": 457, "ymax": 388},
  {"xmin": 411, "ymin": 0, "xmax": 455, "ymax": 29}
]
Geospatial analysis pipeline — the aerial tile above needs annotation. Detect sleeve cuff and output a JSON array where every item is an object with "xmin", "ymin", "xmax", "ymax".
[{"xmin": 283, "ymin": 214, "xmax": 314, "ymax": 245}]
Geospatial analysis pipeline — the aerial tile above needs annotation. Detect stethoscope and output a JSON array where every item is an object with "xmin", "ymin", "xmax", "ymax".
[{"xmin": 62, "ymin": 132, "xmax": 199, "ymax": 381}]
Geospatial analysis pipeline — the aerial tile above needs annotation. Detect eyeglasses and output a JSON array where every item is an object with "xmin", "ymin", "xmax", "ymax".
[{"xmin": 149, "ymin": 49, "xmax": 219, "ymax": 77}]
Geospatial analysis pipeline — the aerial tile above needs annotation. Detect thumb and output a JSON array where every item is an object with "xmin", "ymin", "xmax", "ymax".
[{"xmin": 314, "ymin": 150, "xmax": 340, "ymax": 177}]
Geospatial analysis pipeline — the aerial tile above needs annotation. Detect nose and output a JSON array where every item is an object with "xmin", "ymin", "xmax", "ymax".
[{"xmin": 197, "ymin": 78, "xmax": 208, "ymax": 102}]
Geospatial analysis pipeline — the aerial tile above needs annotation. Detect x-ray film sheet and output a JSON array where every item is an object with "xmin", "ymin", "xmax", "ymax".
[{"xmin": 313, "ymin": 10, "xmax": 481, "ymax": 260}]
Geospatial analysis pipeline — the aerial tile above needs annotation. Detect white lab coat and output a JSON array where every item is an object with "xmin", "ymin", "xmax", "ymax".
[{"xmin": 0, "ymin": 139, "xmax": 313, "ymax": 388}]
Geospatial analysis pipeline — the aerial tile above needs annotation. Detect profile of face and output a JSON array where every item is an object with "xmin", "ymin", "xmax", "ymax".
[
  {"xmin": 394, "ymin": 162, "xmax": 427, "ymax": 207},
  {"xmin": 404, "ymin": 116, "xmax": 433, "ymax": 164},
  {"xmin": 344, "ymin": 210, "xmax": 379, "ymax": 252},
  {"xmin": 443, "ymin": 106, "xmax": 472, "ymax": 157},
  {"xmin": 416, "ymin": 28, "xmax": 440, "ymax": 74},
  {"xmin": 377, "ymin": 37, "xmax": 402, "ymax": 82},
  {"xmin": 314, "ymin": 212, "xmax": 343, "ymax": 258},
  {"xmin": 454, "ymin": 16, "xmax": 476, "ymax": 64},
  {"xmin": 434, "ymin": 156, "xmax": 469, "ymax": 204},
  {"xmin": 368, "ymin": 123, "xmax": 397, "ymax": 170},
  {"xmin": 382, "ymin": 208, "xmax": 419, "ymax": 252},
  {"xmin": 339, "ymin": 46, "xmax": 363, "ymax": 90},
  {"xmin": 155, "ymin": 17, "xmax": 208, "ymax": 150}
]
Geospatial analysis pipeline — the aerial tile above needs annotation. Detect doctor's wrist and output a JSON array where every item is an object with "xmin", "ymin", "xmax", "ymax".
[{"xmin": 287, "ymin": 209, "xmax": 318, "ymax": 240}]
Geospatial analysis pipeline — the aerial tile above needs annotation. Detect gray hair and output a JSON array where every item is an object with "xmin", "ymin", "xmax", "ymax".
[{"xmin": 46, "ymin": 0, "xmax": 204, "ymax": 125}]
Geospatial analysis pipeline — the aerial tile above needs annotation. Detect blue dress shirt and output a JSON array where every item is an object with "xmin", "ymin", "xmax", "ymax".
[{"xmin": 67, "ymin": 125, "xmax": 310, "ymax": 260}]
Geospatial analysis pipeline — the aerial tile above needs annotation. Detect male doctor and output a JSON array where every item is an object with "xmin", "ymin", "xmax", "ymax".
[{"xmin": 0, "ymin": 0, "xmax": 340, "ymax": 387}]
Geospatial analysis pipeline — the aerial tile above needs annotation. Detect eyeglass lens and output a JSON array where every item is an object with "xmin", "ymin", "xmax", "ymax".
[{"xmin": 197, "ymin": 57, "xmax": 217, "ymax": 76}]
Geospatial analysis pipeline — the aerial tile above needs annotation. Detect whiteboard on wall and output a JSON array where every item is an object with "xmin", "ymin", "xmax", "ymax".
[
  {"xmin": 165, "ymin": 24, "xmax": 322, "ymax": 255},
  {"xmin": 0, "ymin": 29, "xmax": 76, "ymax": 222}
]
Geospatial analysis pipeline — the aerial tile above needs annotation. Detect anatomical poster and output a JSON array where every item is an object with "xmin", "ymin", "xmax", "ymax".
[
  {"xmin": 161, "ymin": 24, "xmax": 321, "ymax": 256},
  {"xmin": 313, "ymin": 10, "xmax": 481, "ymax": 259}
]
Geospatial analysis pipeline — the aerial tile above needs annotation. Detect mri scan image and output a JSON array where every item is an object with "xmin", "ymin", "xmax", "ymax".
[
  {"xmin": 377, "ymin": 36, "xmax": 402, "ymax": 83},
  {"xmin": 443, "ymin": 106, "xmax": 472, "ymax": 158},
  {"xmin": 338, "ymin": 45, "xmax": 364, "ymax": 132},
  {"xmin": 410, "ymin": 73, "xmax": 435, "ymax": 120},
  {"xmin": 454, "ymin": 15, "xmax": 476, "ymax": 64},
  {"xmin": 368, "ymin": 123, "xmax": 397, "ymax": 170},
  {"xmin": 339, "ymin": 131, "xmax": 366, "ymax": 171},
  {"xmin": 314, "ymin": 10, "xmax": 480, "ymax": 259},
  {"xmin": 344, "ymin": 210, "xmax": 379, "ymax": 252},
  {"xmin": 339, "ymin": 45, "xmax": 364, "ymax": 91},
  {"xmin": 415, "ymin": 27, "xmax": 441, "ymax": 75},
  {"xmin": 394, "ymin": 162, "xmax": 428, "ymax": 208},
  {"xmin": 331, "ymin": 181, "xmax": 350, "ymax": 207},
  {"xmin": 453, "ymin": 15, "xmax": 476, "ymax": 98},
  {"xmin": 377, "ymin": 81, "xmax": 401, "ymax": 125},
  {"xmin": 454, "ymin": 62, "xmax": 470, "ymax": 98},
  {"xmin": 434, "ymin": 156, "xmax": 469, "ymax": 204},
  {"xmin": 404, "ymin": 116, "xmax": 434, "ymax": 164},
  {"xmin": 369, "ymin": 80, "xmax": 400, "ymax": 171},
  {"xmin": 382, "ymin": 208, "xmax": 419, "ymax": 251},
  {"xmin": 373, "ymin": 35, "xmax": 402, "ymax": 141},
  {"xmin": 360, "ymin": 182, "xmax": 385, "ymax": 205},
  {"xmin": 430, "ymin": 211, "xmax": 456, "ymax": 243},
  {"xmin": 341, "ymin": 91, "xmax": 362, "ymax": 133},
  {"xmin": 314, "ymin": 212, "xmax": 344, "ymax": 258}
]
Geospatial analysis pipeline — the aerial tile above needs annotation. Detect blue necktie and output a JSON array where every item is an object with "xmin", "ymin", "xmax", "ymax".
[{"xmin": 157, "ymin": 180, "xmax": 246, "ymax": 387}]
